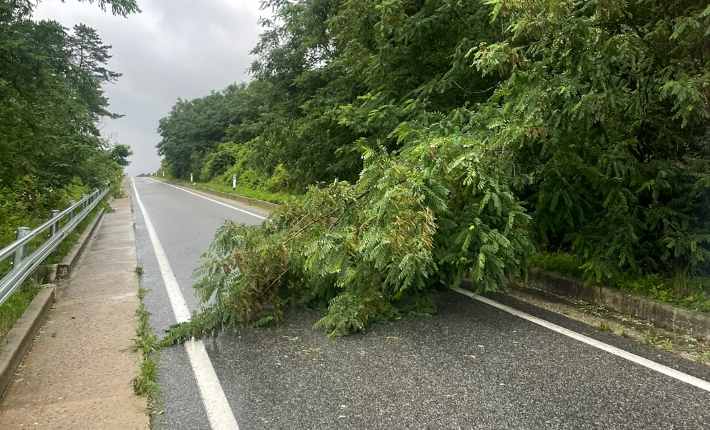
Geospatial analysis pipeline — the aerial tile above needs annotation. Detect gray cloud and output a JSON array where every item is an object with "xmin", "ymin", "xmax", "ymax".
[{"xmin": 34, "ymin": 0, "xmax": 267, "ymax": 176}]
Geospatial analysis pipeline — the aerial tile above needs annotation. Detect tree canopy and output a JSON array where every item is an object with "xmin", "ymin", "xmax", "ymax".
[
  {"xmin": 0, "ymin": 0, "xmax": 138, "ymax": 248},
  {"xmin": 158, "ymin": 0, "xmax": 710, "ymax": 339}
]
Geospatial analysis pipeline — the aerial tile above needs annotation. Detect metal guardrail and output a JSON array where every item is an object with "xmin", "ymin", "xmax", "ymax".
[{"xmin": 0, "ymin": 188, "xmax": 109, "ymax": 307}]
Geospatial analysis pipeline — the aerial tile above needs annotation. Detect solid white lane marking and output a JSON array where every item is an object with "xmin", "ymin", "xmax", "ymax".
[
  {"xmin": 132, "ymin": 178, "xmax": 240, "ymax": 430},
  {"xmin": 137, "ymin": 174, "xmax": 710, "ymax": 395},
  {"xmin": 451, "ymin": 286, "xmax": 710, "ymax": 393},
  {"xmin": 147, "ymin": 177, "xmax": 267, "ymax": 220}
]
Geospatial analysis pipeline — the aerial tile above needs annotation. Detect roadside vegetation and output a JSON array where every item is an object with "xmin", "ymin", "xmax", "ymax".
[
  {"xmin": 155, "ymin": 0, "xmax": 710, "ymax": 340},
  {"xmin": 168, "ymin": 177, "xmax": 292, "ymax": 205},
  {"xmin": 130, "ymin": 287, "xmax": 162, "ymax": 425},
  {"xmin": 0, "ymin": 282, "xmax": 38, "ymax": 341},
  {"xmin": 0, "ymin": 0, "xmax": 136, "ymax": 250},
  {"xmin": 0, "ymin": 1, "xmax": 137, "ymax": 339}
]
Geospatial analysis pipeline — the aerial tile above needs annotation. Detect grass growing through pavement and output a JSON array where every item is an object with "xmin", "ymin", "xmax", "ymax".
[
  {"xmin": 0, "ymin": 282, "xmax": 39, "ymax": 341},
  {"xmin": 130, "ymin": 287, "xmax": 163, "ymax": 425}
]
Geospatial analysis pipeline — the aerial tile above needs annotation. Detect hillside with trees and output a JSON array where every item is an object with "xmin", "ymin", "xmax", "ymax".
[
  {"xmin": 0, "ymin": 0, "xmax": 138, "ymax": 250},
  {"xmin": 157, "ymin": 0, "xmax": 710, "ymax": 339}
]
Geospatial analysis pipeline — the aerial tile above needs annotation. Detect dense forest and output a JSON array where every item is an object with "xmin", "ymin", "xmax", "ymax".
[
  {"xmin": 0, "ymin": 0, "xmax": 138, "ymax": 249},
  {"xmin": 157, "ymin": 0, "xmax": 710, "ymax": 339}
]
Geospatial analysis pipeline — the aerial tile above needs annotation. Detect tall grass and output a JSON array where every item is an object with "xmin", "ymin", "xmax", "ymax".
[{"xmin": 0, "ymin": 283, "xmax": 39, "ymax": 341}]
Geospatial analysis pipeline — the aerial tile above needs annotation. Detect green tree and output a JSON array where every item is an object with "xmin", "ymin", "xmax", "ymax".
[
  {"xmin": 110, "ymin": 143, "xmax": 133, "ymax": 167},
  {"xmin": 162, "ymin": 0, "xmax": 710, "ymax": 338},
  {"xmin": 0, "ymin": 0, "xmax": 139, "ymax": 247},
  {"xmin": 167, "ymin": 121, "xmax": 532, "ymax": 341},
  {"xmin": 472, "ymin": 0, "xmax": 710, "ymax": 281}
]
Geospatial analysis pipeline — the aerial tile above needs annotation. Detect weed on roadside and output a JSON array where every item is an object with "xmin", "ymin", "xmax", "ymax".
[
  {"xmin": 642, "ymin": 330, "xmax": 661, "ymax": 346},
  {"xmin": 0, "ymin": 284, "xmax": 40, "ymax": 341},
  {"xmin": 597, "ymin": 320, "xmax": 612, "ymax": 332},
  {"xmin": 682, "ymin": 334, "xmax": 698, "ymax": 346},
  {"xmin": 129, "ymin": 287, "xmax": 163, "ymax": 426},
  {"xmin": 641, "ymin": 330, "xmax": 677, "ymax": 352},
  {"xmin": 134, "ymin": 266, "xmax": 144, "ymax": 277},
  {"xmin": 113, "ymin": 188, "xmax": 127, "ymax": 199},
  {"xmin": 576, "ymin": 302, "xmax": 610, "ymax": 317}
]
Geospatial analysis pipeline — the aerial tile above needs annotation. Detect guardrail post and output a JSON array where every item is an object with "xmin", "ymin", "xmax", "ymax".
[
  {"xmin": 49, "ymin": 210, "xmax": 60, "ymax": 237},
  {"xmin": 12, "ymin": 227, "xmax": 30, "ymax": 269},
  {"xmin": 81, "ymin": 194, "xmax": 87, "ymax": 212},
  {"xmin": 68, "ymin": 201, "xmax": 76, "ymax": 221}
]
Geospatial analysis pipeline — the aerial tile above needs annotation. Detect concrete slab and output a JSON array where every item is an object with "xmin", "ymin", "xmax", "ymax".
[
  {"xmin": 55, "ymin": 274, "xmax": 137, "ymax": 302},
  {"xmin": 80, "ymin": 247, "xmax": 137, "ymax": 266},
  {"xmin": 93, "ymin": 234, "xmax": 135, "ymax": 245},
  {"xmin": 90, "ymin": 240, "xmax": 136, "ymax": 251},
  {"xmin": 0, "ymin": 395, "xmax": 146, "ymax": 430}
]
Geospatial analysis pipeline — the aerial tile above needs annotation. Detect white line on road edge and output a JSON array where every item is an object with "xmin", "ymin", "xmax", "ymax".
[
  {"xmin": 132, "ymin": 178, "xmax": 240, "ymax": 430},
  {"xmin": 136, "ymin": 175, "xmax": 710, "ymax": 396},
  {"xmin": 147, "ymin": 177, "xmax": 267, "ymax": 220},
  {"xmin": 451, "ymin": 286, "xmax": 710, "ymax": 393}
]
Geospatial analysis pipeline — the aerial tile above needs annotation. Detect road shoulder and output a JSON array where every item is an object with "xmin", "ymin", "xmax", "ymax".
[
  {"xmin": 0, "ymin": 180, "xmax": 148, "ymax": 429},
  {"xmin": 151, "ymin": 177, "xmax": 273, "ymax": 218}
]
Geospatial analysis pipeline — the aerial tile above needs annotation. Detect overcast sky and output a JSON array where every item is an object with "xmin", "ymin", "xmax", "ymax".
[{"xmin": 34, "ymin": 0, "xmax": 268, "ymax": 176}]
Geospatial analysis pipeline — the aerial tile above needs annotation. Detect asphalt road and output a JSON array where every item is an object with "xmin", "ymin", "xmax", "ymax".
[{"xmin": 130, "ymin": 177, "xmax": 710, "ymax": 430}]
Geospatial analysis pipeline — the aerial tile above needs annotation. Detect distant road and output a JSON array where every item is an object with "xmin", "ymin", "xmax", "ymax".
[{"xmin": 131, "ymin": 177, "xmax": 710, "ymax": 430}]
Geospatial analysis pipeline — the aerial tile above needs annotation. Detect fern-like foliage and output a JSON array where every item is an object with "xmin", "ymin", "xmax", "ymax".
[{"xmin": 164, "ymin": 120, "xmax": 533, "ymax": 342}]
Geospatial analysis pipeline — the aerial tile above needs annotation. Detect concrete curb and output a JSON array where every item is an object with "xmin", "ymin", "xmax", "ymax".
[
  {"xmin": 57, "ymin": 207, "xmax": 106, "ymax": 279},
  {"xmin": 154, "ymin": 177, "xmax": 279, "ymax": 211},
  {"xmin": 0, "ymin": 286, "xmax": 55, "ymax": 400},
  {"xmin": 520, "ymin": 267, "xmax": 710, "ymax": 339}
]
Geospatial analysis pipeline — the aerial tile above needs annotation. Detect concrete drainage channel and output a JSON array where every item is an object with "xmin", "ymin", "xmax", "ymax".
[
  {"xmin": 0, "ymin": 204, "xmax": 107, "ymax": 399},
  {"xmin": 519, "ymin": 268, "xmax": 710, "ymax": 340}
]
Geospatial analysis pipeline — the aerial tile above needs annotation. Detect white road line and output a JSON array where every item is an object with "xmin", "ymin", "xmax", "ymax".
[
  {"xmin": 132, "ymin": 178, "xmax": 240, "ymax": 430},
  {"xmin": 136, "ymin": 173, "xmax": 710, "ymax": 396},
  {"xmin": 451, "ymin": 286, "xmax": 710, "ymax": 393},
  {"xmin": 147, "ymin": 177, "xmax": 267, "ymax": 220}
]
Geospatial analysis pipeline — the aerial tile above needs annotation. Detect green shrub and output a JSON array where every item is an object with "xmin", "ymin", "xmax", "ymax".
[
  {"xmin": 530, "ymin": 252, "xmax": 585, "ymax": 279},
  {"xmin": 165, "ymin": 133, "xmax": 534, "ymax": 342}
]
